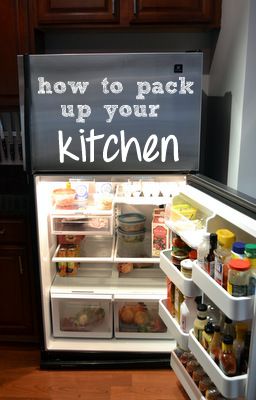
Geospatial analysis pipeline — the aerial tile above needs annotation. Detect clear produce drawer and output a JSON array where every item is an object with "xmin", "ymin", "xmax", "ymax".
[
  {"xmin": 114, "ymin": 294, "xmax": 171, "ymax": 339},
  {"xmin": 50, "ymin": 213, "xmax": 113, "ymax": 235},
  {"xmin": 51, "ymin": 293, "xmax": 113, "ymax": 338}
]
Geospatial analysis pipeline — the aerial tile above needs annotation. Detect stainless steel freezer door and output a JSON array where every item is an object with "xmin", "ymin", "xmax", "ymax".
[{"xmin": 22, "ymin": 52, "xmax": 202, "ymax": 173}]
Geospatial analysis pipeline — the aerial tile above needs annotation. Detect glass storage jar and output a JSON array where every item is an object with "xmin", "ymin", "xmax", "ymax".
[{"xmin": 227, "ymin": 259, "xmax": 250, "ymax": 297}]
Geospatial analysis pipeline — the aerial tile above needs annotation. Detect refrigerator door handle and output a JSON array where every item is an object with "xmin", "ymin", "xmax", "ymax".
[{"xmin": 18, "ymin": 256, "xmax": 23, "ymax": 275}]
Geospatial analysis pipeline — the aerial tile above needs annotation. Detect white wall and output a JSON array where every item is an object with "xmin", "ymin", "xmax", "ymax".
[{"xmin": 208, "ymin": 0, "xmax": 250, "ymax": 192}]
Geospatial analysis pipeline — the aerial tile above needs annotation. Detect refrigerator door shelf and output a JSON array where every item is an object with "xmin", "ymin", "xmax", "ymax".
[
  {"xmin": 160, "ymin": 250, "xmax": 201, "ymax": 297},
  {"xmin": 170, "ymin": 351, "xmax": 205, "ymax": 400},
  {"xmin": 115, "ymin": 231, "xmax": 159, "ymax": 264},
  {"xmin": 50, "ymin": 214, "xmax": 113, "ymax": 236},
  {"xmin": 159, "ymin": 299, "xmax": 189, "ymax": 351},
  {"xmin": 188, "ymin": 329, "xmax": 247, "ymax": 399},
  {"xmin": 51, "ymin": 293, "xmax": 113, "ymax": 339},
  {"xmin": 114, "ymin": 294, "xmax": 171, "ymax": 340},
  {"xmin": 52, "ymin": 236, "xmax": 115, "ymax": 263},
  {"xmin": 164, "ymin": 192, "xmax": 215, "ymax": 249},
  {"xmin": 192, "ymin": 261, "xmax": 254, "ymax": 321}
]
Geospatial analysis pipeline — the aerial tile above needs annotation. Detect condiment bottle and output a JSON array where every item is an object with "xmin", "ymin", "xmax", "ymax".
[
  {"xmin": 198, "ymin": 376, "xmax": 214, "ymax": 396},
  {"xmin": 192, "ymin": 366, "xmax": 206, "ymax": 386},
  {"xmin": 174, "ymin": 346, "xmax": 184, "ymax": 359},
  {"xmin": 214, "ymin": 229, "xmax": 236, "ymax": 289},
  {"xmin": 205, "ymin": 387, "xmax": 221, "ymax": 400},
  {"xmin": 233, "ymin": 322, "xmax": 248, "ymax": 374},
  {"xmin": 223, "ymin": 316, "xmax": 235, "ymax": 339},
  {"xmin": 231, "ymin": 241, "xmax": 245, "ymax": 259},
  {"xmin": 186, "ymin": 359, "xmax": 200, "ymax": 376},
  {"xmin": 227, "ymin": 259, "xmax": 250, "ymax": 297},
  {"xmin": 166, "ymin": 277, "xmax": 175, "ymax": 317},
  {"xmin": 206, "ymin": 233, "xmax": 217, "ymax": 277},
  {"xmin": 202, "ymin": 321, "xmax": 214, "ymax": 352},
  {"xmin": 197, "ymin": 232, "xmax": 210, "ymax": 271},
  {"xmin": 180, "ymin": 296, "xmax": 197, "ymax": 333},
  {"xmin": 171, "ymin": 234, "xmax": 190, "ymax": 269},
  {"xmin": 180, "ymin": 351, "xmax": 195, "ymax": 368},
  {"xmin": 174, "ymin": 287, "xmax": 184, "ymax": 322},
  {"xmin": 245, "ymin": 243, "xmax": 256, "ymax": 295},
  {"xmin": 194, "ymin": 303, "xmax": 208, "ymax": 344},
  {"xmin": 219, "ymin": 335, "xmax": 237, "ymax": 376},
  {"xmin": 209, "ymin": 325, "xmax": 222, "ymax": 364}
]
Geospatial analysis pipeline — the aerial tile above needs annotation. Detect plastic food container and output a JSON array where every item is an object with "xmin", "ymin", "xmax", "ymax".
[
  {"xmin": 52, "ymin": 188, "xmax": 76, "ymax": 207},
  {"xmin": 118, "ymin": 227, "xmax": 146, "ymax": 242},
  {"xmin": 118, "ymin": 213, "xmax": 146, "ymax": 232}
]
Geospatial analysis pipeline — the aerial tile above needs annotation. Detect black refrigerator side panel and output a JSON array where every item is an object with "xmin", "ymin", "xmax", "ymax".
[{"xmin": 187, "ymin": 174, "xmax": 256, "ymax": 220}]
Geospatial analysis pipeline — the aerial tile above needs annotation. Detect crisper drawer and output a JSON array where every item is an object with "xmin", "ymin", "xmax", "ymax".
[
  {"xmin": 114, "ymin": 294, "xmax": 171, "ymax": 339},
  {"xmin": 51, "ymin": 293, "xmax": 113, "ymax": 338},
  {"xmin": 50, "ymin": 214, "xmax": 113, "ymax": 235}
]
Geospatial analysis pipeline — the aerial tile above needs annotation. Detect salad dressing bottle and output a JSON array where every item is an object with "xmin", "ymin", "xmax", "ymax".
[{"xmin": 214, "ymin": 229, "xmax": 235, "ymax": 289}]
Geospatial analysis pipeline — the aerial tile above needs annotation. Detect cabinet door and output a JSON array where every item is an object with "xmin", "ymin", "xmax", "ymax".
[
  {"xmin": 0, "ymin": 1, "xmax": 30, "ymax": 107},
  {"xmin": 36, "ymin": 0, "xmax": 119, "ymax": 25},
  {"xmin": 0, "ymin": 246, "xmax": 34, "ymax": 336},
  {"xmin": 131, "ymin": 0, "xmax": 221, "ymax": 28}
]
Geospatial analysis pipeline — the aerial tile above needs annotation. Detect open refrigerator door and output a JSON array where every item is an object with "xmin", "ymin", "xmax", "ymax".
[{"xmin": 159, "ymin": 175, "xmax": 256, "ymax": 399}]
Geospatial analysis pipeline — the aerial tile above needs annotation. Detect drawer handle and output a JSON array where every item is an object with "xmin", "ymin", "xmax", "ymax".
[
  {"xmin": 133, "ymin": 0, "xmax": 137, "ymax": 14},
  {"xmin": 0, "ymin": 228, "xmax": 6, "ymax": 235},
  {"xmin": 19, "ymin": 256, "xmax": 23, "ymax": 275}
]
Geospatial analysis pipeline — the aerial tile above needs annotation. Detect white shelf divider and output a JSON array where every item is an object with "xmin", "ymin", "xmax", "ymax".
[
  {"xmin": 170, "ymin": 351, "xmax": 205, "ymax": 400},
  {"xmin": 160, "ymin": 250, "xmax": 201, "ymax": 297},
  {"xmin": 188, "ymin": 329, "xmax": 247, "ymax": 399},
  {"xmin": 159, "ymin": 299, "xmax": 189, "ymax": 350},
  {"xmin": 192, "ymin": 261, "xmax": 254, "ymax": 321}
]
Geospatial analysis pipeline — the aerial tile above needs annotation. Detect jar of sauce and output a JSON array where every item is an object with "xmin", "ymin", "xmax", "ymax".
[{"xmin": 180, "ymin": 258, "xmax": 193, "ymax": 278}]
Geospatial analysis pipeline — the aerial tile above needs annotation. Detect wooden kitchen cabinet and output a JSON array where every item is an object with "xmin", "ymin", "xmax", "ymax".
[
  {"xmin": 0, "ymin": 217, "xmax": 38, "ymax": 341},
  {"xmin": 35, "ymin": 0, "xmax": 119, "ymax": 25},
  {"xmin": 33, "ymin": 0, "xmax": 221, "ymax": 30},
  {"xmin": 0, "ymin": 0, "xmax": 31, "ymax": 108},
  {"xmin": 131, "ymin": 0, "xmax": 221, "ymax": 28}
]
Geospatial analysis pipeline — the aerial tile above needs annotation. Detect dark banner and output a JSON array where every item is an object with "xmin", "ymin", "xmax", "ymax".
[{"xmin": 24, "ymin": 52, "xmax": 202, "ymax": 173}]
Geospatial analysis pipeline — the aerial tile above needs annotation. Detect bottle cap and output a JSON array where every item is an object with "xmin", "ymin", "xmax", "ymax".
[
  {"xmin": 245, "ymin": 243, "xmax": 256, "ymax": 257},
  {"xmin": 204, "ymin": 322, "xmax": 214, "ymax": 334},
  {"xmin": 216, "ymin": 229, "xmax": 236, "ymax": 248},
  {"xmin": 197, "ymin": 303, "xmax": 207, "ymax": 312},
  {"xmin": 228, "ymin": 258, "xmax": 250, "ymax": 271},
  {"xmin": 210, "ymin": 233, "xmax": 217, "ymax": 249},
  {"xmin": 180, "ymin": 259, "xmax": 193, "ymax": 270},
  {"xmin": 224, "ymin": 316, "xmax": 233, "ymax": 324},
  {"xmin": 222, "ymin": 335, "xmax": 234, "ymax": 345},
  {"xmin": 232, "ymin": 241, "xmax": 245, "ymax": 254}
]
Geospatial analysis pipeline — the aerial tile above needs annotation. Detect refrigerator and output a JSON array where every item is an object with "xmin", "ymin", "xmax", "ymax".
[{"xmin": 19, "ymin": 53, "xmax": 256, "ymax": 398}]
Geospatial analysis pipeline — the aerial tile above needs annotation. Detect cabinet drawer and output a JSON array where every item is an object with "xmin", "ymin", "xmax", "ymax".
[
  {"xmin": 0, "ymin": 219, "xmax": 26, "ymax": 244},
  {"xmin": 51, "ymin": 293, "xmax": 113, "ymax": 338}
]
